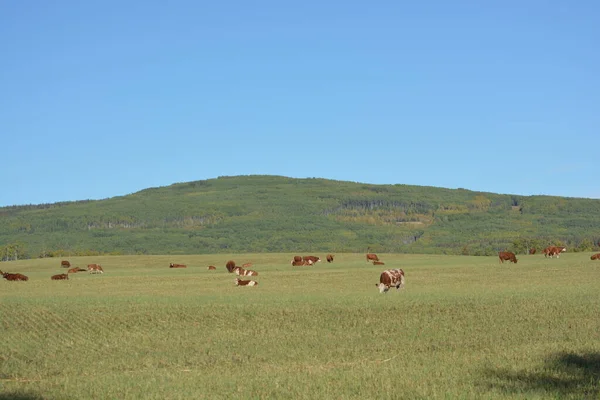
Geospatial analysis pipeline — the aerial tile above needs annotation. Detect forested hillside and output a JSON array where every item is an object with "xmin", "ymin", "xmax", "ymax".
[{"xmin": 1, "ymin": 175, "xmax": 600, "ymax": 259}]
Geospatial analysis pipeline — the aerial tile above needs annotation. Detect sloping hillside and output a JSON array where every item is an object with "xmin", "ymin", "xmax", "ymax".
[{"xmin": 1, "ymin": 175, "xmax": 600, "ymax": 258}]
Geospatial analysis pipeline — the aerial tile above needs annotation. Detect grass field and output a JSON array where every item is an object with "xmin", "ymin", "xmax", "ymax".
[{"xmin": 1, "ymin": 253, "xmax": 599, "ymax": 399}]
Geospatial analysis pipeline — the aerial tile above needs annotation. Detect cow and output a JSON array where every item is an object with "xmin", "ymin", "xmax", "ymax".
[
  {"xmin": 169, "ymin": 263, "xmax": 187, "ymax": 268},
  {"xmin": 529, "ymin": 248, "xmax": 536, "ymax": 255},
  {"xmin": 590, "ymin": 253, "xmax": 600, "ymax": 260},
  {"xmin": 242, "ymin": 263, "xmax": 252, "ymax": 268},
  {"xmin": 67, "ymin": 268, "xmax": 79, "ymax": 274},
  {"xmin": 61, "ymin": 260, "xmax": 71, "ymax": 268},
  {"xmin": 366, "ymin": 253, "xmax": 379, "ymax": 262},
  {"xmin": 233, "ymin": 266, "xmax": 258, "ymax": 276},
  {"xmin": 376, "ymin": 269, "xmax": 405, "ymax": 293},
  {"xmin": 1, "ymin": 270, "xmax": 29, "ymax": 281},
  {"xmin": 291, "ymin": 256, "xmax": 303, "ymax": 265},
  {"xmin": 326, "ymin": 254, "xmax": 334, "ymax": 263},
  {"xmin": 303, "ymin": 256, "xmax": 321, "ymax": 264},
  {"xmin": 543, "ymin": 246, "xmax": 567, "ymax": 258},
  {"xmin": 373, "ymin": 261, "xmax": 385, "ymax": 265},
  {"xmin": 498, "ymin": 251, "xmax": 518, "ymax": 264},
  {"xmin": 226, "ymin": 260, "xmax": 237, "ymax": 273},
  {"xmin": 291, "ymin": 259, "xmax": 312, "ymax": 266},
  {"xmin": 51, "ymin": 273, "xmax": 69, "ymax": 280},
  {"xmin": 207, "ymin": 265, "xmax": 217, "ymax": 270},
  {"xmin": 87, "ymin": 264, "xmax": 104, "ymax": 274},
  {"xmin": 235, "ymin": 278, "xmax": 258, "ymax": 287}
]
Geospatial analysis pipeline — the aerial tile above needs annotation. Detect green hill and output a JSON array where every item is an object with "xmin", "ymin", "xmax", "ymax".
[{"xmin": 1, "ymin": 175, "xmax": 600, "ymax": 259}]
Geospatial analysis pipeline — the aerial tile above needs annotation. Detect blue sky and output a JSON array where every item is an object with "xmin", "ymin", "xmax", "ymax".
[{"xmin": 1, "ymin": 0, "xmax": 598, "ymax": 207}]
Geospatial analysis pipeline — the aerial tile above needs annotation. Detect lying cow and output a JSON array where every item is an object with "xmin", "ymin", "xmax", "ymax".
[
  {"xmin": 88, "ymin": 264, "xmax": 104, "ymax": 274},
  {"xmin": 207, "ymin": 265, "xmax": 217, "ymax": 270},
  {"xmin": 235, "ymin": 278, "xmax": 258, "ymax": 287},
  {"xmin": 326, "ymin": 254, "xmax": 334, "ymax": 263},
  {"xmin": 226, "ymin": 260, "xmax": 237, "ymax": 273},
  {"xmin": 234, "ymin": 266, "xmax": 258, "ymax": 276},
  {"xmin": 1, "ymin": 270, "xmax": 29, "ymax": 281},
  {"xmin": 303, "ymin": 256, "xmax": 321, "ymax": 264},
  {"xmin": 61, "ymin": 260, "xmax": 71, "ymax": 268},
  {"xmin": 498, "ymin": 251, "xmax": 518, "ymax": 264},
  {"xmin": 376, "ymin": 269, "xmax": 405, "ymax": 293},
  {"xmin": 51, "ymin": 273, "xmax": 69, "ymax": 280},
  {"xmin": 591, "ymin": 253, "xmax": 600, "ymax": 260},
  {"xmin": 373, "ymin": 261, "xmax": 385, "ymax": 265},
  {"xmin": 169, "ymin": 263, "xmax": 187, "ymax": 268}
]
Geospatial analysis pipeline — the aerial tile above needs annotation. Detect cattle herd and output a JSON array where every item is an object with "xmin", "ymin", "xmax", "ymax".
[{"xmin": 1, "ymin": 247, "xmax": 598, "ymax": 292}]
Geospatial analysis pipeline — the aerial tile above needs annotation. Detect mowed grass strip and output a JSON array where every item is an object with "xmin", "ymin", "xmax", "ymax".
[{"xmin": 1, "ymin": 253, "xmax": 599, "ymax": 399}]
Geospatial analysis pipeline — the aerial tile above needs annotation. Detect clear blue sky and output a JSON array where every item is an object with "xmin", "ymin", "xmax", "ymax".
[{"xmin": 1, "ymin": 1, "xmax": 598, "ymax": 207}]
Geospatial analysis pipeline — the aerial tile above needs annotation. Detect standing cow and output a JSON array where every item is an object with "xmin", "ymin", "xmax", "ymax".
[
  {"xmin": 498, "ymin": 251, "xmax": 518, "ymax": 264},
  {"xmin": 366, "ymin": 253, "xmax": 379, "ymax": 262},
  {"xmin": 376, "ymin": 269, "xmax": 405, "ymax": 293},
  {"xmin": 326, "ymin": 254, "xmax": 334, "ymax": 263}
]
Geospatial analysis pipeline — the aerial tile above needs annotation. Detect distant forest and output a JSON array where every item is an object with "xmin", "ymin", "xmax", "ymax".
[{"xmin": 1, "ymin": 175, "xmax": 600, "ymax": 260}]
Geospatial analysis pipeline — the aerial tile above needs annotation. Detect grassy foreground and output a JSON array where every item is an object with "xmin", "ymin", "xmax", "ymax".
[{"xmin": 1, "ymin": 253, "xmax": 599, "ymax": 399}]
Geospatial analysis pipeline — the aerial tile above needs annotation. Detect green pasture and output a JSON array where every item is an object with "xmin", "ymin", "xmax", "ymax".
[{"xmin": 1, "ymin": 253, "xmax": 599, "ymax": 399}]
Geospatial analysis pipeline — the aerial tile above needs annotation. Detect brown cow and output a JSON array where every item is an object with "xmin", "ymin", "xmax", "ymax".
[
  {"xmin": 233, "ymin": 266, "xmax": 258, "ymax": 276},
  {"xmin": 226, "ymin": 260, "xmax": 237, "ymax": 273},
  {"xmin": 373, "ymin": 261, "xmax": 385, "ymax": 265},
  {"xmin": 366, "ymin": 253, "xmax": 379, "ymax": 262},
  {"xmin": 61, "ymin": 260, "xmax": 71, "ymax": 268},
  {"xmin": 376, "ymin": 269, "xmax": 405, "ymax": 293},
  {"xmin": 207, "ymin": 265, "xmax": 217, "ymax": 270},
  {"xmin": 242, "ymin": 263, "xmax": 252, "ymax": 268},
  {"xmin": 87, "ymin": 264, "xmax": 104, "ymax": 274},
  {"xmin": 544, "ymin": 246, "xmax": 567, "ymax": 258},
  {"xmin": 291, "ymin": 256, "xmax": 303, "ymax": 265},
  {"xmin": 51, "ymin": 273, "xmax": 69, "ymax": 280},
  {"xmin": 498, "ymin": 251, "xmax": 518, "ymax": 264},
  {"xmin": 303, "ymin": 256, "xmax": 321, "ymax": 264},
  {"xmin": 169, "ymin": 263, "xmax": 187, "ymax": 268},
  {"xmin": 1, "ymin": 270, "xmax": 29, "ymax": 281},
  {"xmin": 235, "ymin": 278, "xmax": 258, "ymax": 287},
  {"xmin": 326, "ymin": 254, "xmax": 334, "ymax": 263},
  {"xmin": 67, "ymin": 268, "xmax": 79, "ymax": 274},
  {"xmin": 590, "ymin": 253, "xmax": 600, "ymax": 260},
  {"xmin": 529, "ymin": 248, "xmax": 536, "ymax": 255}
]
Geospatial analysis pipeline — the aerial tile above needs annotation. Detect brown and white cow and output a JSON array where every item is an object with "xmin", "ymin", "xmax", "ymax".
[
  {"xmin": 366, "ymin": 253, "xmax": 379, "ymax": 262},
  {"xmin": 326, "ymin": 254, "xmax": 334, "ymax": 263},
  {"xmin": 1, "ymin": 270, "xmax": 29, "ymax": 281},
  {"xmin": 207, "ymin": 265, "xmax": 217, "ymax": 270},
  {"xmin": 376, "ymin": 269, "xmax": 405, "ymax": 293},
  {"xmin": 61, "ymin": 260, "xmax": 71, "ymax": 268},
  {"xmin": 169, "ymin": 263, "xmax": 187, "ymax": 268},
  {"xmin": 590, "ymin": 253, "xmax": 600, "ymax": 260},
  {"xmin": 234, "ymin": 266, "xmax": 258, "ymax": 276},
  {"xmin": 303, "ymin": 256, "xmax": 321, "ymax": 264},
  {"xmin": 235, "ymin": 278, "xmax": 258, "ymax": 287},
  {"xmin": 498, "ymin": 251, "xmax": 518, "ymax": 263},
  {"xmin": 87, "ymin": 264, "xmax": 104, "ymax": 274},
  {"xmin": 373, "ymin": 261, "xmax": 385, "ymax": 265},
  {"xmin": 226, "ymin": 260, "xmax": 237, "ymax": 273},
  {"xmin": 51, "ymin": 273, "xmax": 69, "ymax": 280},
  {"xmin": 544, "ymin": 246, "xmax": 566, "ymax": 258}
]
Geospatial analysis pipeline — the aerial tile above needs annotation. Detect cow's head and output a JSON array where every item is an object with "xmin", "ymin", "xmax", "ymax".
[{"xmin": 376, "ymin": 283, "xmax": 390, "ymax": 293}]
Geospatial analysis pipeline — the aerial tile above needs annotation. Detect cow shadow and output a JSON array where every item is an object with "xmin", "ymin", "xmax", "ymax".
[
  {"xmin": 484, "ymin": 351, "xmax": 600, "ymax": 398},
  {"xmin": 0, "ymin": 393, "xmax": 46, "ymax": 400}
]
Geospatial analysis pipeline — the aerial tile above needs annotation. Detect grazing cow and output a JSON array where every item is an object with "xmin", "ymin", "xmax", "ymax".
[
  {"xmin": 376, "ymin": 269, "xmax": 405, "ymax": 293},
  {"xmin": 543, "ymin": 246, "xmax": 567, "ymax": 258},
  {"xmin": 590, "ymin": 253, "xmax": 600, "ymax": 260},
  {"xmin": 235, "ymin": 278, "xmax": 258, "ymax": 287},
  {"xmin": 87, "ymin": 264, "xmax": 104, "ymax": 274},
  {"xmin": 326, "ymin": 254, "xmax": 334, "ymax": 263},
  {"xmin": 242, "ymin": 263, "xmax": 252, "ymax": 268},
  {"xmin": 1, "ymin": 270, "xmax": 29, "ymax": 281},
  {"xmin": 207, "ymin": 265, "xmax": 217, "ymax": 270},
  {"xmin": 67, "ymin": 268, "xmax": 79, "ymax": 274},
  {"xmin": 373, "ymin": 261, "xmax": 385, "ymax": 265},
  {"xmin": 234, "ymin": 266, "xmax": 258, "ymax": 276},
  {"xmin": 61, "ymin": 260, "xmax": 71, "ymax": 268},
  {"xmin": 303, "ymin": 256, "xmax": 321, "ymax": 264},
  {"xmin": 226, "ymin": 260, "xmax": 237, "ymax": 273},
  {"xmin": 51, "ymin": 273, "xmax": 69, "ymax": 280},
  {"xmin": 169, "ymin": 263, "xmax": 187, "ymax": 268},
  {"xmin": 366, "ymin": 253, "xmax": 379, "ymax": 262},
  {"xmin": 498, "ymin": 251, "xmax": 518, "ymax": 264},
  {"xmin": 529, "ymin": 248, "xmax": 536, "ymax": 255}
]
